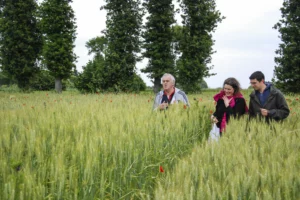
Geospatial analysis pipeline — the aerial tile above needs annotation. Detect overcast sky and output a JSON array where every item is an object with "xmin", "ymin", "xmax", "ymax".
[{"xmin": 72, "ymin": 0, "xmax": 283, "ymax": 89}]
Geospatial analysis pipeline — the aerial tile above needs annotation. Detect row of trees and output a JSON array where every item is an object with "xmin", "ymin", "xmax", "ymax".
[
  {"xmin": 0, "ymin": 0, "xmax": 76, "ymax": 93},
  {"xmin": 0, "ymin": 0, "xmax": 299, "ymax": 93},
  {"xmin": 79, "ymin": 0, "xmax": 223, "ymax": 93},
  {"xmin": 79, "ymin": 0, "xmax": 299, "ymax": 93}
]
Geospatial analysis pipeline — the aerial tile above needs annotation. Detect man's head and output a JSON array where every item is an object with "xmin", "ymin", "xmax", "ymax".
[
  {"xmin": 161, "ymin": 73, "xmax": 175, "ymax": 91},
  {"xmin": 249, "ymin": 71, "xmax": 265, "ymax": 91}
]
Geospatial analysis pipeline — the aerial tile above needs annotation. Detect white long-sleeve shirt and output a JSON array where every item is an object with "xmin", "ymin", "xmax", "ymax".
[{"xmin": 153, "ymin": 87, "xmax": 190, "ymax": 110}]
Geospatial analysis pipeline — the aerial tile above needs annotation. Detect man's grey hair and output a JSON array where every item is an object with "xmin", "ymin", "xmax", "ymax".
[{"xmin": 161, "ymin": 73, "xmax": 175, "ymax": 85}]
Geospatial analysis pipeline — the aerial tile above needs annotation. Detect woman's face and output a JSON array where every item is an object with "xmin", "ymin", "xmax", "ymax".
[{"xmin": 223, "ymin": 84, "xmax": 234, "ymax": 96}]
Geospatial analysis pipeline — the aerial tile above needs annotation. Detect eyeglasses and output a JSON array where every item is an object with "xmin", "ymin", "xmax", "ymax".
[{"xmin": 250, "ymin": 81, "xmax": 258, "ymax": 85}]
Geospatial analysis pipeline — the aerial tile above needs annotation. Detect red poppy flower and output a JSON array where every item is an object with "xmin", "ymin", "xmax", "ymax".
[
  {"xmin": 210, "ymin": 110, "xmax": 213, "ymax": 114},
  {"xmin": 159, "ymin": 166, "xmax": 164, "ymax": 173},
  {"xmin": 183, "ymin": 105, "xmax": 187, "ymax": 109}
]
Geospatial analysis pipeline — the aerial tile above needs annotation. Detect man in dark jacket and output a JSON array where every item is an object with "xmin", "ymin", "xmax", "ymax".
[{"xmin": 249, "ymin": 71, "xmax": 290, "ymax": 122}]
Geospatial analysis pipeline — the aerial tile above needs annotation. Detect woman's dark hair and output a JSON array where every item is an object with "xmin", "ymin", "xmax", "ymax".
[{"xmin": 223, "ymin": 77, "xmax": 241, "ymax": 95}]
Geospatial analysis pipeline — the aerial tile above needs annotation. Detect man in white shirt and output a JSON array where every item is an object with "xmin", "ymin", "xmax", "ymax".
[{"xmin": 153, "ymin": 73, "xmax": 190, "ymax": 110}]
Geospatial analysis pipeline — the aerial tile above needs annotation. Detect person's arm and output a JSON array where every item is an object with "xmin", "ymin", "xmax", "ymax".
[
  {"xmin": 248, "ymin": 98, "xmax": 255, "ymax": 118},
  {"xmin": 213, "ymin": 100, "xmax": 222, "ymax": 124},
  {"xmin": 267, "ymin": 93, "xmax": 290, "ymax": 120},
  {"xmin": 178, "ymin": 91, "xmax": 190, "ymax": 106},
  {"xmin": 153, "ymin": 93, "xmax": 160, "ymax": 110},
  {"xmin": 230, "ymin": 98, "xmax": 247, "ymax": 117}
]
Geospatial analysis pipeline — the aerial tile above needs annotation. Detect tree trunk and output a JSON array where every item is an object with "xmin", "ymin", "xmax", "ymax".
[
  {"xmin": 55, "ymin": 78, "xmax": 62, "ymax": 93},
  {"xmin": 153, "ymin": 77, "xmax": 161, "ymax": 94}
]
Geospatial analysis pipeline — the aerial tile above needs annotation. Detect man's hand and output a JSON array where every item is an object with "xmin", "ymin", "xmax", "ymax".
[
  {"xmin": 159, "ymin": 102, "xmax": 168, "ymax": 110},
  {"xmin": 260, "ymin": 108, "xmax": 269, "ymax": 116}
]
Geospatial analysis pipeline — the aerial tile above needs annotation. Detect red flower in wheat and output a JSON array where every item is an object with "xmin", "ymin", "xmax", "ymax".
[{"xmin": 159, "ymin": 166, "xmax": 164, "ymax": 173}]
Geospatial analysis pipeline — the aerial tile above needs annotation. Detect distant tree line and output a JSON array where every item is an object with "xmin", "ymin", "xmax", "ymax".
[
  {"xmin": 77, "ymin": 0, "xmax": 223, "ymax": 93},
  {"xmin": 0, "ymin": 0, "xmax": 220, "ymax": 93},
  {"xmin": 0, "ymin": 0, "xmax": 298, "ymax": 93}
]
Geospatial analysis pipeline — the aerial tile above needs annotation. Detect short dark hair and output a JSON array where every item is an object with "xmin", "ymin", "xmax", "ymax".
[
  {"xmin": 223, "ymin": 77, "xmax": 241, "ymax": 95},
  {"xmin": 249, "ymin": 71, "xmax": 265, "ymax": 82}
]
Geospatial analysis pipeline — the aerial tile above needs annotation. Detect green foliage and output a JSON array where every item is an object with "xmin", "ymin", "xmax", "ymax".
[
  {"xmin": 30, "ymin": 70, "xmax": 55, "ymax": 91},
  {"xmin": 0, "ymin": 84, "xmax": 20, "ymax": 92},
  {"xmin": 200, "ymin": 79, "xmax": 208, "ymax": 89},
  {"xmin": 0, "ymin": 69, "xmax": 69, "ymax": 91},
  {"xmin": 142, "ymin": 0, "xmax": 176, "ymax": 93},
  {"xmin": 0, "ymin": 0, "xmax": 42, "ymax": 91},
  {"xmin": 75, "ymin": 57, "xmax": 146, "ymax": 93},
  {"xmin": 273, "ymin": 0, "xmax": 300, "ymax": 93},
  {"xmin": 85, "ymin": 36, "xmax": 108, "ymax": 57},
  {"xmin": 176, "ymin": 0, "xmax": 224, "ymax": 93},
  {"xmin": 74, "ymin": 37, "xmax": 106, "ymax": 93},
  {"xmin": 0, "ymin": 70, "xmax": 15, "ymax": 86},
  {"xmin": 76, "ymin": 36, "xmax": 146, "ymax": 93},
  {"xmin": 124, "ymin": 73, "xmax": 147, "ymax": 92},
  {"xmin": 102, "ymin": 0, "xmax": 143, "ymax": 91},
  {"xmin": 74, "ymin": 55, "xmax": 105, "ymax": 93},
  {"xmin": 39, "ymin": 0, "xmax": 77, "ymax": 93}
]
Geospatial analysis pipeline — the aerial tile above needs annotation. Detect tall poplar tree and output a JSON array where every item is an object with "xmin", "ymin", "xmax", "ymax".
[
  {"xmin": 273, "ymin": 0, "xmax": 300, "ymax": 93},
  {"xmin": 0, "ymin": 0, "xmax": 42, "ymax": 91},
  {"xmin": 39, "ymin": 0, "xmax": 77, "ymax": 93},
  {"xmin": 142, "ymin": 0, "xmax": 176, "ymax": 93},
  {"xmin": 177, "ymin": 0, "xmax": 223, "ymax": 92},
  {"xmin": 102, "ymin": 0, "xmax": 143, "ymax": 91}
]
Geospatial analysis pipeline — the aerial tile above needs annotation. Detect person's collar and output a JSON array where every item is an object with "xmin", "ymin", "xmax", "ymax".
[
  {"xmin": 258, "ymin": 83, "xmax": 267, "ymax": 93},
  {"xmin": 164, "ymin": 87, "xmax": 175, "ymax": 96}
]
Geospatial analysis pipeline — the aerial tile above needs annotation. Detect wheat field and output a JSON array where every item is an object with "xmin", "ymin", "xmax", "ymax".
[{"xmin": 0, "ymin": 91, "xmax": 299, "ymax": 199}]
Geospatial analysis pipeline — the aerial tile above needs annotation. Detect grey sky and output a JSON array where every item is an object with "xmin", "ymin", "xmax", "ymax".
[{"xmin": 72, "ymin": 0, "xmax": 284, "ymax": 89}]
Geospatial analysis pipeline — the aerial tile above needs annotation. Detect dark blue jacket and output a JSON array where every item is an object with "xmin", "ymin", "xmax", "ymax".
[{"xmin": 249, "ymin": 84, "xmax": 290, "ymax": 122}]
